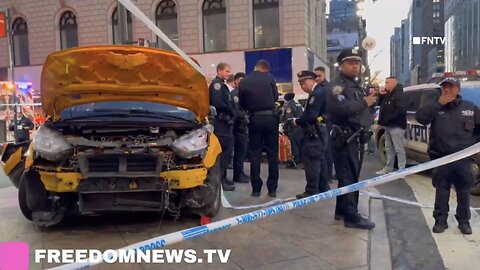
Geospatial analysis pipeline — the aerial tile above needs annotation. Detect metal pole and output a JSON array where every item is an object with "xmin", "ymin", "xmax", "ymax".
[
  {"xmin": 117, "ymin": 1, "xmax": 128, "ymax": 44},
  {"xmin": 6, "ymin": 8, "xmax": 19, "ymax": 143}
]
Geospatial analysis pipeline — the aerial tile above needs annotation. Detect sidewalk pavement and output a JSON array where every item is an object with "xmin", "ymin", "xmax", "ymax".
[{"xmin": 0, "ymin": 165, "xmax": 392, "ymax": 270}]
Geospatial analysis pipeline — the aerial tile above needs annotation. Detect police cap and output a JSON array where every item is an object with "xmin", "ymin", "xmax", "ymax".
[
  {"xmin": 439, "ymin": 77, "xmax": 461, "ymax": 88},
  {"xmin": 337, "ymin": 48, "xmax": 363, "ymax": 64},
  {"xmin": 297, "ymin": 70, "xmax": 316, "ymax": 82}
]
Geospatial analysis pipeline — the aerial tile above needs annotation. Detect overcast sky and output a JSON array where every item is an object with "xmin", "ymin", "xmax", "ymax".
[{"xmin": 362, "ymin": 0, "xmax": 412, "ymax": 82}]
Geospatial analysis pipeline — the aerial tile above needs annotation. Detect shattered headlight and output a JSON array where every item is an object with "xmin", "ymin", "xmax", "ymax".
[
  {"xmin": 171, "ymin": 124, "xmax": 214, "ymax": 159},
  {"xmin": 33, "ymin": 125, "xmax": 73, "ymax": 161}
]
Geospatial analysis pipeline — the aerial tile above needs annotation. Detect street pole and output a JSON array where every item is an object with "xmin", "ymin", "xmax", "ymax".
[
  {"xmin": 117, "ymin": 1, "xmax": 129, "ymax": 44},
  {"xmin": 6, "ymin": 8, "xmax": 19, "ymax": 143}
]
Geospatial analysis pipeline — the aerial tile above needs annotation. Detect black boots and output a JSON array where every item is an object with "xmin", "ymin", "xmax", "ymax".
[
  {"xmin": 433, "ymin": 220, "xmax": 473, "ymax": 235},
  {"xmin": 458, "ymin": 223, "xmax": 472, "ymax": 235},
  {"xmin": 432, "ymin": 220, "xmax": 448, "ymax": 233},
  {"xmin": 344, "ymin": 215, "xmax": 376, "ymax": 230}
]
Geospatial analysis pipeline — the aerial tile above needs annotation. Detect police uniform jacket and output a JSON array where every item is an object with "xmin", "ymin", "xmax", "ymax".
[
  {"xmin": 295, "ymin": 83, "xmax": 326, "ymax": 128},
  {"xmin": 238, "ymin": 71, "xmax": 278, "ymax": 114},
  {"xmin": 230, "ymin": 87, "xmax": 246, "ymax": 120},
  {"xmin": 326, "ymin": 73, "xmax": 373, "ymax": 131},
  {"xmin": 282, "ymin": 99, "xmax": 304, "ymax": 122},
  {"xmin": 209, "ymin": 76, "xmax": 235, "ymax": 118},
  {"xmin": 415, "ymin": 96, "xmax": 480, "ymax": 157}
]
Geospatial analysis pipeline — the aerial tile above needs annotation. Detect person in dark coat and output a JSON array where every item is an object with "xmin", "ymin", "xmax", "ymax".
[
  {"xmin": 415, "ymin": 77, "xmax": 480, "ymax": 235},
  {"xmin": 376, "ymin": 77, "xmax": 407, "ymax": 175},
  {"xmin": 9, "ymin": 113, "xmax": 34, "ymax": 143},
  {"xmin": 281, "ymin": 92, "xmax": 304, "ymax": 167}
]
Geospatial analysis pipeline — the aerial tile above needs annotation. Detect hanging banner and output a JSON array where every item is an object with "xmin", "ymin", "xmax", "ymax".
[{"xmin": 0, "ymin": 12, "xmax": 7, "ymax": 38}]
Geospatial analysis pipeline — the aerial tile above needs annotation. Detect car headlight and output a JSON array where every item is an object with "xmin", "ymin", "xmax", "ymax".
[
  {"xmin": 33, "ymin": 125, "xmax": 73, "ymax": 161},
  {"xmin": 171, "ymin": 124, "xmax": 214, "ymax": 159}
]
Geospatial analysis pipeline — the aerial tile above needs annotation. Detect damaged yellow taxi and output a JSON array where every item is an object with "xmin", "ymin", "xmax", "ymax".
[{"xmin": 1, "ymin": 46, "xmax": 222, "ymax": 227}]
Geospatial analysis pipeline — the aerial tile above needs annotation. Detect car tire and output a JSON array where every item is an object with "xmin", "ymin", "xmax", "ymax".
[
  {"xmin": 18, "ymin": 176, "xmax": 33, "ymax": 221},
  {"xmin": 23, "ymin": 171, "xmax": 48, "ymax": 213},
  {"xmin": 197, "ymin": 160, "xmax": 222, "ymax": 217}
]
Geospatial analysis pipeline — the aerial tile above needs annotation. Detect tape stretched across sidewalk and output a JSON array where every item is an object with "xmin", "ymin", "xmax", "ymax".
[{"xmin": 49, "ymin": 142, "xmax": 480, "ymax": 270}]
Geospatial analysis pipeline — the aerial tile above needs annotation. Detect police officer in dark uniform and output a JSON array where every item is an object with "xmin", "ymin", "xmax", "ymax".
[
  {"xmin": 238, "ymin": 59, "xmax": 279, "ymax": 197},
  {"xmin": 230, "ymin": 72, "xmax": 250, "ymax": 183},
  {"xmin": 209, "ymin": 63, "xmax": 236, "ymax": 191},
  {"xmin": 416, "ymin": 77, "xmax": 480, "ymax": 235},
  {"xmin": 9, "ymin": 113, "xmax": 34, "ymax": 143},
  {"xmin": 326, "ymin": 49, "xmax": 377, "ymax": 229},
  {"xmin": 285, "ymin": 71, "xmax": 328, "ymax": 198},
  {"xmin": 281, "ymin": 92, "xmax": 304, "ymax": 167}
]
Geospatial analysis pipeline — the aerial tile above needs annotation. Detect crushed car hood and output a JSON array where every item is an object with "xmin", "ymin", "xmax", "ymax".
[{"xmin": 40, "ymin": 45, "xmax": 209, "ymax": 120}]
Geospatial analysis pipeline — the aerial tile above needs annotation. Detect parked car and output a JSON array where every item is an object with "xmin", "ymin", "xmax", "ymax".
[
  {"xmin": 0, "ymin": 45, "xmax": 223, "ymax": 227},
  {"xmin": 373, "ymin": 81, "xmax": 480, "ymax": 195}
]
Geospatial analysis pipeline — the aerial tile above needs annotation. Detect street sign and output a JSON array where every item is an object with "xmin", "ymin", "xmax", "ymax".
[{"xmin": 0, "ymin": 12, "xmax": 6, "ymax": 38}]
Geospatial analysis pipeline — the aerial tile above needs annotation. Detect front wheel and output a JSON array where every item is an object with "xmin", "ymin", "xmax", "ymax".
[
  {"xmin": 18, "ymin": 176, "xmax": 33, "ymax": 221},
  {"xmin": 195, "ymin": 160, "xmax": 222, "ymax": 217}
]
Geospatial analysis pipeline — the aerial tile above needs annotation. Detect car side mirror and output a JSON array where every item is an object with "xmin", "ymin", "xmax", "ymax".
[{"xmin": 209, "ymin": 106, "xmax": 217, "ymax": 117}]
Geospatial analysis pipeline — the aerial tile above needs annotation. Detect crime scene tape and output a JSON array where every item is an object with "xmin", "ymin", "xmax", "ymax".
[
  {"xmin": 48, "ymin": 142, "xmax": 480, "ymax": 270},
  {"xmin": 361, "ymin": 190, "xmax": 480, "ymax": 211},
  {"xmin": 221, "ymin": 189, "xmax": 296, "ymax": 210}
]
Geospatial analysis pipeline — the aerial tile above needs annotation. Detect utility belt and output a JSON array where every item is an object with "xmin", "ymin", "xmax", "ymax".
[
  {"xmin": 330, "ymin": 125, "xmax": 372, "ymax": 148},
  {"xmin": 216, "ymin": 113, "xmax": 233, "ymax": 126},
  {"xmin": 304, "ymin": 120, "xmax": 327, "ymax": 140},
  {"xmin": 251, "ymin": 109, "xmax": 275, "ymax": 116}
]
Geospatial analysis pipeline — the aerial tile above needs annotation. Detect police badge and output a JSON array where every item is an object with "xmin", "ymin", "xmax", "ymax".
[
  {"xmin": 214, "ymin": 83, "xmax": 221, "ymax": 91},
  {"xmin": 332, "ymin": 85, "xmax": 343, "ymax": 96},
  {"xmin": 234, "ymin": 96, "xmax": 239, "ymax": 103},
  {"xmin": 309, "ymin": 96, "xmax": 315, "ymax": 105}
]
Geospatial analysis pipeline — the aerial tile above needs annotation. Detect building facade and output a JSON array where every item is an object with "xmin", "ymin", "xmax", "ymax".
[
  {"xmin": 327, "ymin": 0, "xmax": 368, "ymax": 83},
  {"xmin": 0, "ymin": 0, "xmax": 328, "ymax": 95},
  {"xmin": 420, "ymin": 0, "xmax": 444, "ymax": 82},
  {"xmin": 445, "ymin": 0, "xmax": 480, "ymax": 72}
]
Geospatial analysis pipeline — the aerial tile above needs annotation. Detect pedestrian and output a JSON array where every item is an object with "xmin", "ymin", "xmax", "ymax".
[
  {"xmin": 314, "ymin": 66, "xmax": 333, "ymax": 187},
  {"xmin": 209, "ymin": 63, "xmax": 236, "ymax": 191},
  {"xmin": 286, "ymin": 71, "xmax": 329, "ymax": 199},
  {"xmin": 9, "ymin": 112, "xmax": 34, "ymax": 143},
  {"xmin": 326, "ymin": 48, "xmax": 377, "ymax": 229},
  {"xmin": 281, "ymin": 92, "xmax": 304, "ymax": 168},
  {"xmin": 238, "ymin": 59, "xmax": 280, "ymax": 197},
  {"xmin": 230, "ymin": 72, "xmax": 250, "ymax": 183},
  {"xmin": 376, "ymin": 77, "xmax": 407, "ymax": 175},
  {"xmin": 415, "ymin": 77, "xmax": 479, "ymax": 235}
]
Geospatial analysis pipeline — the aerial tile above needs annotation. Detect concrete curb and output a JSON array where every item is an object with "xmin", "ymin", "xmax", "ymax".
[{"xmin": 368, "ymin": 187, "xmax": 393, "ymax": 270}]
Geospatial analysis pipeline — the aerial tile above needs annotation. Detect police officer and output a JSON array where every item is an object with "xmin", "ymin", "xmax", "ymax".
[
  {"xmin": 281, "ymin": 92, "xmax": 304, "ymax": 168},
  {"xmin": 238, "ymin": 59, "xmax": 279, "ymax": 197},
  {"xmin": 326, "ymin": 49, "xmax": 377, "ymax": 229},
  {"xmin": 209, "ymin": 63, "xmax": 236, "ymax": 191},
  {"xmin": 230, "ymin": 72, "xmax": 250, "ymax": 183},
  {"xmin": 286, "ymin": 71, "xmax": 329, "ymax": 198},
  {"xmin": 9, "ymin": 112, "xmax": 34, "ymax": 143},
  {"xmin": 415, "ymin": 77, "xmax": 479, "ymax": 235}
]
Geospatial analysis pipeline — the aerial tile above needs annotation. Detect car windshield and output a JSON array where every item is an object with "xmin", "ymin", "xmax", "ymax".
[
  {"xmin": 460, "ymin": 85, "xmax": 480, "ymax": 107},
  {"xmin": 60, "ymin": 101, "xmax": 196, "ymax": 121}
]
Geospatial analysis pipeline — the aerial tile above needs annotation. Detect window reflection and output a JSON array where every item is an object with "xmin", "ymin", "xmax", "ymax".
[
  {"xmin": 202, "ymin": 0, "xmax": 226, "ymax": 52},
  {"xmin": 253, "ymin": 0, "xmax": 280, "ymax": 48}
]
